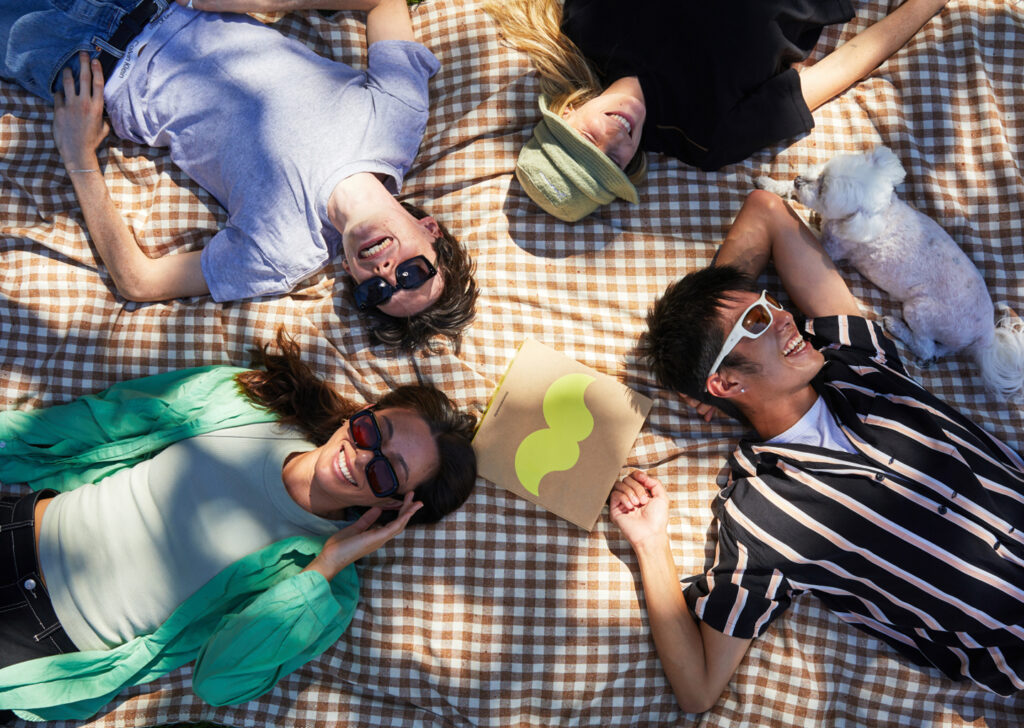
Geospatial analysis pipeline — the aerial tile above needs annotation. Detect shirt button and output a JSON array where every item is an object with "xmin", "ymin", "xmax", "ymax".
[
  {"xmin": 994, "ymin": 542, "xmax": 1002, "ymax": 551},
  {"xmin": 938, "ymin": 505, "xmax": 947, "ymax": 515},
  {"xmin": 874, "ymin": 472, "xmax": 884, "ymax": 481},
  {"xmin": 23, "ymin": 578, "xmax": 36, "ymax": 591}
]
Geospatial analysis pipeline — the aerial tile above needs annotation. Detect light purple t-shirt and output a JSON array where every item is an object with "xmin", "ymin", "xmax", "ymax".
[{"xmin": 104, "ymin": 7, "xmax": 440, "ymax": 301}]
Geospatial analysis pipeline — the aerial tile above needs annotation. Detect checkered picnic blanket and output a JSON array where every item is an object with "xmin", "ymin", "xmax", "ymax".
[{"xmin": 2, "ymin": 0, "xmax": 1023, "ymax": 725}]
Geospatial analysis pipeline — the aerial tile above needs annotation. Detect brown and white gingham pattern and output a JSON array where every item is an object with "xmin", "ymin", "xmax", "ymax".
[{"xmin": 3, "ymin": 1, "xmax": 1024, "ymax": 725}]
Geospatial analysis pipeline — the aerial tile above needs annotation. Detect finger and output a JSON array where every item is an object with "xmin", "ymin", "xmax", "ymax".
[
  {"xmin": 344, "ymin": 506, "xmax": 383, "ymax": 535},
  {"xmin": 77, "ymin": 51, "xmax": 92, "ymax": 93},
  {"xmin": 61, "ymin": 67, "xmax": 75, "ymax": 99},
  {"xmin": 618, "ymin": 476, "xmax": 647, "ymax": 505},
  {"xmin": 91, "ymin": 58, "xmax": 104, "ymax": 95}
]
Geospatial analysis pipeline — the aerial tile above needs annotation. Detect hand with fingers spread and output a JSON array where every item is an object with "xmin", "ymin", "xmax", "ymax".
[
  {"xmin": 608, "ymin": 470, "xmax": 669, "ymax": 549},
  {"xmin": 53, "ymin": 51, "xmax": 109, "ymax": 174},
  {"xmin": 304, "ymin": 491, "xmax": 423, "ymax": 581}
]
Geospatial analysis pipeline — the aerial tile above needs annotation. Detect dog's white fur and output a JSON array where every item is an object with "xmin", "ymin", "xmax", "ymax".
[{"xmin": 757, "ymin": 145, "xmax": 1024, "ymax": 401}]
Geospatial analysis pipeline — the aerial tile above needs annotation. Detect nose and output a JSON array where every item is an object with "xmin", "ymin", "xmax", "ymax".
[{"xmin": 373, "ymin": 256, "xmax": 397, "ymax": 281}]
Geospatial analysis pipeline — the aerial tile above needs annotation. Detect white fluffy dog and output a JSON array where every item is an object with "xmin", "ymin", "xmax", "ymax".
[{"xmin": 757, "ymin": 145, "xmax": 1024, "ymax": 401}]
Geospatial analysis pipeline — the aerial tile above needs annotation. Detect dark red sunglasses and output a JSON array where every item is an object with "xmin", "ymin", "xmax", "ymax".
[{"xmin": 348, "ymin": 409, "xmax": 400, "ymax": 498}]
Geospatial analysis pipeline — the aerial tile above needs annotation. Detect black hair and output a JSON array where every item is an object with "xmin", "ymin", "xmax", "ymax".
[{"xmin": 639, "ymin": 266, "xmax": 762, "ymax": 402}]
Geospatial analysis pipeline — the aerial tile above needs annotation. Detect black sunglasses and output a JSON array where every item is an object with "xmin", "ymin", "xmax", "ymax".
[
  {"xmin": 348, "ymin": 409, "xmax": 400, "ymax": 498},
  {"xmin": 353, "ymin": 255, "xmax": 437, "ymax": 311}
]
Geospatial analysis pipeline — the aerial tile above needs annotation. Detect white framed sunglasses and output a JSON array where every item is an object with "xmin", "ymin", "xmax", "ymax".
[{"xmin": 707, "ymin": 290, "xmax": 785, "ymax": 377}]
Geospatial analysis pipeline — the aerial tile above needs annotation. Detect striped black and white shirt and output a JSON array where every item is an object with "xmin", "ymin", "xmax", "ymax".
[{"xmin": 684, "ymin": 315, "xmax": 1024, "ymax": 695}]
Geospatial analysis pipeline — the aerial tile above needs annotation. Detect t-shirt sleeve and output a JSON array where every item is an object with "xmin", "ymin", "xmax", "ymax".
[
  {"xmin": 805, "ymin": 315, "xmax": 907, "ymax": 375},
  {"xmin": 683, "ymin": 511, "xmax": 792, "ymax": 639},
  {"xmin": 200, "ymin": 224, "xmax": 325, "ymax": 303},
  {"xmin": 700, "ymin": 68, "xmax": 813, "ymax": 170},
  {"xmin": 365, "ymin": 40, "xmax": 440, "ymax": 112}
]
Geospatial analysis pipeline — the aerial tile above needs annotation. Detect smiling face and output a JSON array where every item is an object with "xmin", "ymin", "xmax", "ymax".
[
  {"xmin": 561, "ymin": 83, "xmax": 646, "ymax": 170},
  {"xmin": 306, "ymin": 407, "xmax": 441, "ymax": 513},
  {"xmin": 341, "ymin": 209, "xmax": 445, "ymax": 318},
  {"xmin": 711, "ymin": 291, "xmax": 825, "ymax": 397}
]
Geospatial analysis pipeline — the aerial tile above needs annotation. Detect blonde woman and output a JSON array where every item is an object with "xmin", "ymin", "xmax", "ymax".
[{"xmin": 484, "ymin": 0, "xmax": 949, "ymax": 221}]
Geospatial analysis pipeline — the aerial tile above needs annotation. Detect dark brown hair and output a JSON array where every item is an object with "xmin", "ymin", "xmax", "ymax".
[
  {"xmin": 348, "ymin": 202, "xmax": 478, "ymax": 352},
  {"xmin": 236, "ymin": 332, "xmax": 477, "ymax": 524}
]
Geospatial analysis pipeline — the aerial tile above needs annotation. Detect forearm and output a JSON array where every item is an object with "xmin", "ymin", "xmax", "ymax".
[
  {"xmin": 713, "ymin": 191, "xmax": 860, "ymax": 317},
  {"xmin": 366, "ymin": 0, "xmax": 414, "ymax": 44},
  {"xmin": 64, "ymin": 156, "xmax": 153, "ymax": 298},
  {"xmin": 799, "ymin": 0, "xmax": 948, "ymax": 111},
  {"xmin": 633, "ymin": 538, "xmax": 726, "ymax": 714}
]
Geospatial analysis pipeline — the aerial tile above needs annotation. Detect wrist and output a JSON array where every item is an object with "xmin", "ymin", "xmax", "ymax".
[
  {"xmin": 631, "ymin": 532, "xmax": 672, "ymax": 560},
  {"xmin": 63, "ymin": 154, "xmax": 100, "ymax": 172}
]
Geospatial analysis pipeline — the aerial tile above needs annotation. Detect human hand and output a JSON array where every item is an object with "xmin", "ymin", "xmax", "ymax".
[
  {"xmin": 53, "ymin": 52, "xmax": 108, "ymax": 172},
  {"xmin": 608, "ymin": 470, "xmax": 670, "ymax": 549},
  {"xmin": 681, "ymin": 393, "xmax": 722, "ymax": 423},
  {"xmin": 304, "ymin": 491, "xmax": 423, "ymax": 580}
]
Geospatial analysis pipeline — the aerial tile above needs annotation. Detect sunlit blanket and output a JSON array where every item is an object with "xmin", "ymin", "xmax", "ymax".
[{"xmin": 2, "ymin": 0, "xmax": 1023, "ymax": 725}]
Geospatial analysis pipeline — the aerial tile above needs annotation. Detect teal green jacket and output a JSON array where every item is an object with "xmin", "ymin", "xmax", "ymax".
[{"xmin": 0, "ymin": 367, "xmax": 360, "ymax": 722}]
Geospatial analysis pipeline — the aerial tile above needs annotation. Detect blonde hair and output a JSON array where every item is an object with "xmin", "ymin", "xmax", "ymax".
[
  {"xmin": 482, "ymin": 0, "xmax": 601, "ymax": 114},
  {"xmin": 483, "ymin": 0, "xmax": 648, "ymax": 183}
]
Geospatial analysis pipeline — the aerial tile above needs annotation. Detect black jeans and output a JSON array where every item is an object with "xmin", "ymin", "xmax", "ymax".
[{"xmin": 0, "ymin": 489, "xmax": 76, "ymax": 671}]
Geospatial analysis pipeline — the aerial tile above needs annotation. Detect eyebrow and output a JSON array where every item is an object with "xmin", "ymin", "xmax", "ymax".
[{"xmin": 381, "ymin": 414, "xmax": 410, "ymax": 484}]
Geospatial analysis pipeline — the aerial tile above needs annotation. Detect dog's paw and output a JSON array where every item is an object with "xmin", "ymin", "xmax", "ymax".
[{"xmin": 754, "ymin": 176, "xmax": 792, "ymax": 197}]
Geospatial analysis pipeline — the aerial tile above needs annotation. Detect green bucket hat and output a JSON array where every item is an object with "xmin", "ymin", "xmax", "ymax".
[{"xmin": 515, "ymin": 95, "xmax": 639, "ymax": 223}]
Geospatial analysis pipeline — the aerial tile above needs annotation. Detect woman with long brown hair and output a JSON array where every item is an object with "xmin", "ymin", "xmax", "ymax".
[
  {"xmin": 0, "ymin": 335, "xmax": 477, "ymax": 721},
  {"xmin": 485, "ymin": 0, "xmax": 949, "ymax": 221}
]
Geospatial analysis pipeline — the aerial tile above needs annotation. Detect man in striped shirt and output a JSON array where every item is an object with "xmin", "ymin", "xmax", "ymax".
[{"xmin": 611, "ymin": 189, "xmax": 1024, "ymax": 712}]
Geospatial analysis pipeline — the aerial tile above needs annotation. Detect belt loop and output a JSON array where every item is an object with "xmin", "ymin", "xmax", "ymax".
[{"xmin": 91, "ymin": 36, "xmax": 126, "ymax": 59}]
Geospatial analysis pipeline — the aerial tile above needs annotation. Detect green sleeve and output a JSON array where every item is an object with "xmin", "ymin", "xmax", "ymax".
[
  {"xmin": 0, "ymin": 366, "xmax": 274, "ymax": 491},
  {"xmin": 191, "ymin": 567, "xmax": 360, "ymax": 706}
]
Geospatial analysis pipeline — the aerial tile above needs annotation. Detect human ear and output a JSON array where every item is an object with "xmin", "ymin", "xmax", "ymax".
[
  {"xmin": 417, "ymin": 216, "xmax": 441, "ymax": 239},
  {"xmin": 706, "ymin": 371, "xmax": 744, "ymax": 399},
  {"xmin": 340, "ymin": 256, "xmax": 350, "ymax": 275}
]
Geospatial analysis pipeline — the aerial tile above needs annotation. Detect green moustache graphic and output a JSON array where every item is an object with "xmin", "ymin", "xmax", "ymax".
[{"xmin": 514, "ymin": 373, "xmax": 596, "ymax": 495}]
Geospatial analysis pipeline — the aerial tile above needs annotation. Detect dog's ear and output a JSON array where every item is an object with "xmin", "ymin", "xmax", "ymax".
[{"xmin": 870, "ymin": 145, "xmax": 906, "ymax": 189}]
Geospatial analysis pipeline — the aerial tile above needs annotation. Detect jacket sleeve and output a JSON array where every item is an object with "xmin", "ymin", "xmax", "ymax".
[
  {"xmin": 191, "ymin": 566, "xmax": 359, "ymax": 706},
  {"xmin": 0, "ymin": 366, "xmax": 270, "ymax": 491}
]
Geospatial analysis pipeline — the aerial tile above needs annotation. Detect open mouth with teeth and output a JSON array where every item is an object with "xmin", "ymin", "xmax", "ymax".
[
  {"xmin": 359, "ymin": 236, "xmax": 394, "ymax": 259},
  {"xmin": 335, "ymin": 449, "xmax": 359, "ymax": 487},
  {"xmin": 608, "ymin": 112, "xmax": 633, "ymax": 136},
  {"xmin": 783, "ymin": 334, "xmax": 808, "ymax": 358}
]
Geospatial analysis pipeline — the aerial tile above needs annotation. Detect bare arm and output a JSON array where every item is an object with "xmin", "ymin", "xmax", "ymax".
[
  {"xmin": 799, "ymin": 0, "xmax": 949, "ymax": 111},
  {"xmin": 714, "ymin": 190, "xmax": 860, "ymax": 319},
  {"xmin": 53, "ymin": 53, "xmax": 210, "ymax": 302},
  {"xmin": 174, "ymin": 0, "xmax": 383, "ymax": 12},
  {"xmin": 174, "ymin": 0, "xmax": 414, "ymax": 44},
  {"xmin": 610, "ymin": 472, "xmax": 752, "ymax": 713}
]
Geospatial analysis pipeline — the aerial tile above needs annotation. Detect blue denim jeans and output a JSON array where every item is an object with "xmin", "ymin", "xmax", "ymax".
[
  {"xmin": 0, "ymin": 0, "xmax": 146, "ymax": 102},
  {"xmin": 0, "ymin": 489, "xmax": 76, "ymax": 670}
]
